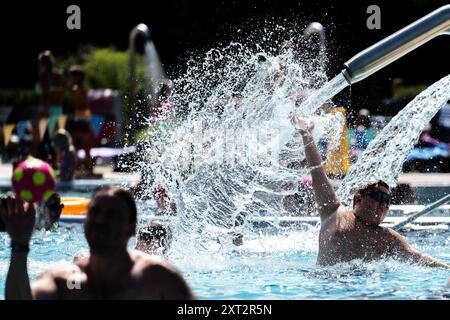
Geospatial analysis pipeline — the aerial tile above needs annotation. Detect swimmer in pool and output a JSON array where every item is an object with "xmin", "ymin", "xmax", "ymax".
[
  {"xmin": 0, "ymin": 192, "xmax": 63, "ymax": 232},
  {"xmin": 136, "ymin": 221, "xmax": 172, "ymax": 255},
  {"xmin": 73, "ymin": 221, "xmax": 174, "ymax": 262},
  {"xmin": 1, "ymin": 185, "xmax": 195, "ymax": 299},
  {"xmin": 290, "ymin": 113, "xmax": 450, "ymax": 268},
  {"xmin": 35, "ymin": 193, "xmax": 64, "ymax": 231}
]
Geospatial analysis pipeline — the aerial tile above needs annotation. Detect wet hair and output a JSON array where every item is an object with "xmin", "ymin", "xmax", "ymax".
[
  {"xmin": 361, "ymin": 181, "xmax": 390, "ymax": 192},
  {"xmin": 92, "ymin": 185, "xmax": 137, "ymax": 223},
  {"xmin": 138, "ymin": 221, "xmax": 172, "ymax": 248},
  {"xmin": 45, "ymin": 192, "xmax": 64, "ymax": 210}
]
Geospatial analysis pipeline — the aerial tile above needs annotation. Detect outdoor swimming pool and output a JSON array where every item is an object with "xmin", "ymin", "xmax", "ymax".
[{"xmin": 1, "ymin": 221, "xmax": 449, "ymax": 300}]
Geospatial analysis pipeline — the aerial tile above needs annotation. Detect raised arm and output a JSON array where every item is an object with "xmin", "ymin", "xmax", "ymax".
[
  {"xmin": 0, "ymin": 196, "xmax": 35, "ymax": 299},
  {"xmin": 290, "ymin": 114, "xmax": 341, "ymax": 219},
  {"xmin": 387, "ymin": 228, "xmax": 450, "ymax": 269}
]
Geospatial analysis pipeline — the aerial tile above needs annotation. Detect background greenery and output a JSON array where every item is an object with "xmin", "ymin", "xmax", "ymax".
[
  {"xmin": 0, "ymin": 45, "xmax": 431, "ymax": 144},
  {"xmin": 0, "ymin": 47, "xmax": 149, "ymax": 142}
]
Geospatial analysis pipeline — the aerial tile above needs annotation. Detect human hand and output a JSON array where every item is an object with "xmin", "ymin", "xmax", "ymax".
[
  {"xmin": 0, "ymin": 194, "xmax": 36, "ymax": 246},
  {"xmin": 289, "ymin": 113, "xmax": 314, "ymax": 135}
]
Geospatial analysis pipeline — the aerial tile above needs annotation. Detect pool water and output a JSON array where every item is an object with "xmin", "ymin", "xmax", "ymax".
[{"xmin": 1, "ymin": 223, "xmax": 449, "ymax": 300}]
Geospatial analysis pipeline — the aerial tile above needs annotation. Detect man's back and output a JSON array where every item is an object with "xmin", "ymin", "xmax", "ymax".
[{"xmin": 32, "ymin": 250, "xmax": 194, "ymax": 300}]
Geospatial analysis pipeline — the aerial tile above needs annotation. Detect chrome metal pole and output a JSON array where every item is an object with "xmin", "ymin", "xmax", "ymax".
[
  {"xmin": 392, "ymin": 193, "xmax": 450, "ymax": 231},
  {"xmin": 342, "ymin": 5, "xmax": 450, "ymax": 85}
]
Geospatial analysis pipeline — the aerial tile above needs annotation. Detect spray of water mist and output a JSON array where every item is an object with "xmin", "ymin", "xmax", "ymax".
[
  {"xmin": 129, "ymin": 21, "xmax": 450, "ymax": 264},
  {"xmin": 143, "ymin": 41, "xmax": 168, "ymax": 105},
  {"xmin": 127, "ymin": 25, "xmax": 346, "ymax": 258}
]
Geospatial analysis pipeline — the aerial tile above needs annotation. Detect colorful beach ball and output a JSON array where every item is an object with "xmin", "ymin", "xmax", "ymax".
[{"xmin": 12, "ymin": 158, "xmax": 56, "ymax": 203}]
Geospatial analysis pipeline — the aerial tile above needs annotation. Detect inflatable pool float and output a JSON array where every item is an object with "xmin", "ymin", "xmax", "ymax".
[{"xmin": 61, "ymin": 197, "xmax": 90, "ymax": 216}]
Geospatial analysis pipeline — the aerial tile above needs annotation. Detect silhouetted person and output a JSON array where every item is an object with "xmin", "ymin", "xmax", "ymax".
[
  {"xmin": 52, "ymin": 129, "xmax": 76, "ymax": 182},
  {"xmin": 66, "ymin": 66, "xmax": 94, "ymax": 177},
  {"xmin": 34, "ymin": 51, "xmax": 65, "ymax": 159},
  {"xmin": 1, "ymin": 185, "xmax": 195, "ymax": 299}
]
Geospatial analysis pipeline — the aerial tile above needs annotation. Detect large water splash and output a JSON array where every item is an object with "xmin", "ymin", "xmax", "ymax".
[
  {"xmin": 133, "ymin": 28, "xmax": 450, "ymax": 256},
  {"xmin": 338, "ymin": 74, "xmax": 450, "ymax": 205},
  {"xmin": 132, "ymin": 31, "xmax": 344, "ymax": 250}
]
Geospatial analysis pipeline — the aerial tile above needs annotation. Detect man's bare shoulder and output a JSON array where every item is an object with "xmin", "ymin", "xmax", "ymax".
[
  {"xmin": 130, "ymin": 250, "xmax": 176, "ymax": 275},
  {"xmin": 382, "ymin": 227, "xmax": 408, "ymax": 245},
  {"xmin": 336, "ymin": 205, "xmax": 353, "ymax": 216},
  {"xmin": 129, "ymin": 250, "xmax": 194, "ymax": 299},
  {"xmin": 322, "ymin": 204, "xmax": 352, "ymax": 226},
  {"xmin": 38, "ymin": 262, "xmax": 83, "ymax": 281},
  {"xmin": 32, "ymin": 262, "xmax": 86, "ymax": 299}
]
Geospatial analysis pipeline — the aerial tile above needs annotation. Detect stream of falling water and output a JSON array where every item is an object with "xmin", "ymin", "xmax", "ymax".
[
  {"xmin": 143, "ymin": 41, "xmax": 168, "ymax": 106},
  {"xmin": 338, "ymin": 74, "xmax": 450, "ymax": 205}
]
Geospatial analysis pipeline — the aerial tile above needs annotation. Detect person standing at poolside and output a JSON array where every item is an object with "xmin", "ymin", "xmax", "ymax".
[
  {"xmin": 290, "ymin": 113, "xmax": 450, "ymax": 268},
  {"xmin": 66, "ymin": 66, "xmax": 95, "ymax": 177},
  {"xmin": 52, "ymin": 129, "xmax": 77, "ymax": 182},
  {"xmin": 1, "ymin": 185, "xmax": 195, "ymax": 299},
  {"xmin": 35, "ymin": 51, "xmax": 65, "ymax": 160}
]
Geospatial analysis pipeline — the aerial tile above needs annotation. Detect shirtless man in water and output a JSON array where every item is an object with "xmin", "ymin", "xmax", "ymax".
[
  {"xmin": 290, "ymin": 114, "xmax": 450, "ymax": 268},
  {"xmin": 1, "ymin": 185, "xmax": 194, "ymax": 299}
]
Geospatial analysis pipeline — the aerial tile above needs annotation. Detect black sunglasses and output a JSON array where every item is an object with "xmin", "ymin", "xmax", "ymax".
[{"xmin": 362, "ymin": 190, "xmax": 391, "ymax": 205}]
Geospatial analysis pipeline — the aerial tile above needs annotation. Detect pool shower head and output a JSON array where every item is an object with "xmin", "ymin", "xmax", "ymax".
[{"xmin": 130, "ymin": 23, "xmax": 151, "ymax": 43}]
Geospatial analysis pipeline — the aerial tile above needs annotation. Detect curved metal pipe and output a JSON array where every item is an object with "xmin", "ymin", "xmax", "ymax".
[
  {"xmin": 129, "ymin": 23, "xmax": 151, "ymax": 131},
  {"xmin": 342, "ymin": 5, "xmax": 450, "ymax": 85}
]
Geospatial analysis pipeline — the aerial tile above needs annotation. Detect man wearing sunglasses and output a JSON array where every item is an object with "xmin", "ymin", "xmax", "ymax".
[{"xmin": 291, "ymin": 114, "xmax": 450, "ymax": 268}]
